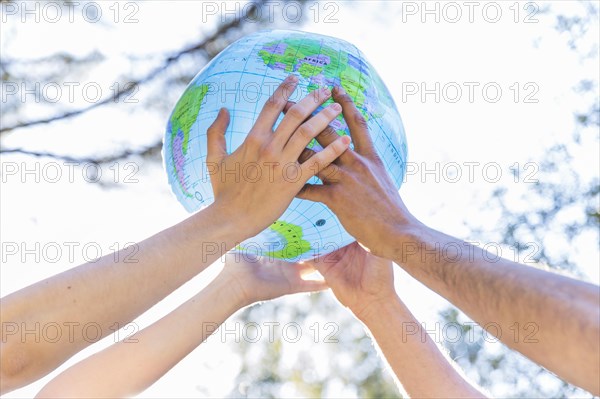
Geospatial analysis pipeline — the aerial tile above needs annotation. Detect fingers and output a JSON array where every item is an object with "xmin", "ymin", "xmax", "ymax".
[
  {"xmin": 296, "ymin": 183, "xmax": 330, "ymax": 203},
  {"xmin": 206, "ymin": 108, "xmax": 230, "ymax": 163},
  {"xmin": 318, "ymin": 163, "xmax": 343, "ymax": 183},
  {"xmin": 291, "ymin": 279, "xmax": 328, "ymax": 294},
  {"xmin": 301, "ymin": 258, "xmax": 323, "ymax": 274},
  {"xmin": 313, "ymin": 125, "xmax": 341, "ymax": 147},
  {"xmin": 300, "ymin": 135, "xmax": 351, "ymax": 181},
  {"xmin": 291, "ymin": 261, "xmax": 321, "ymax": 278},
  {"xmin": 332, "ymin": 86, "xmax": 376, "ymax": 156},
  {"xmin": 284, "ymin": 103, "xmax": 342, "ymax": 158},
  {"xmin": 282, "ymin": 101, "xmax": 295, "ymax": 114},
  {"xmin": 299, "ymin": 148, "xmax": 342, "ymax": 183},
  {"xmin": 287, "ymin": 262, "xmax": 328, "ymax": 293},
  {"xmin": 313, "ymin": 125, "xmax": 353, "ymax": 165},
  {"xmin": 273, "ymin": 87, "xmax": 332, "ymax": 148},
  {"xmin": 298, "ymin": 147, "xmax": 316, "ymax": 163},
  {"xmin": 302, "ymin": 252, "xmax": 338, "ymax": 276},
  {"xmin": 254, "ymin": 75, "xmax": 299, "ymax": 133}
]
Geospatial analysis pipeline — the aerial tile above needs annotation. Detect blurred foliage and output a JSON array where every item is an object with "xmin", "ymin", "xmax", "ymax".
[
  {"xmin": 231, "ymin": 292, "xmax": 402, "ymax": 398},
  {"xmin": 438, "ymin": 105, "xmax": 599, "ymax": 396},
  {"xmin": 438, "ymin": 2, "xmax": 600, "ymax": 397}
]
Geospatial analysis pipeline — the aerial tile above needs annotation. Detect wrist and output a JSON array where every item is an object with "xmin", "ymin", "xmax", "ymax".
[
  {"xmin": 374, "ymin": 203, "xmax": 428, "ymax": 260},
  {"xmin": 356, "ymin": 294, "xmax": 411, "ymax": 326},
  {"xmin": 212, "ymin": 273, "xmax": 253, "ymax": 310},
  {"xmin": 397, "ymin": 224, "xmax": 463, "ymax": 274},
  {"xmin": 350, "ymin": 293, "xmax": 401, "ymax": 323},
  {"xmin": 196, "ymin": 202, "xmax": 254, "ymax": 247},
  {"xmin": 386, "ymin": 219, "xmax": 435, "ymax": 264}
]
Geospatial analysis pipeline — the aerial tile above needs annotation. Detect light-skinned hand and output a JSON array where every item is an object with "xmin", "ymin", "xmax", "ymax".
[
  {"xmin": 207, "ymin": 76, "xmax": 351, "ymax": 239},
  {"xmin": 217, "ymin": 252, "xmax": 327, "ymax": 305},
  {"xmin": 306, "ymin": 242, "xmax": 395, "ymax": 320}
]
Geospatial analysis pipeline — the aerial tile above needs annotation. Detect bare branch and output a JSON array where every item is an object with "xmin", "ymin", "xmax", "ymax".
[
  {"xmin": 0, "ymin": 1, "xmax": 262, "ymax": 134},
  {"xmin": 1, "ymin": 140, "xmax": 163, "ymax": 164}
]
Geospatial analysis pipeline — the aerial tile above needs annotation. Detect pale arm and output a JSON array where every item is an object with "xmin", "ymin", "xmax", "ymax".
[
  {"xmin": 0, "ymin": 204, "xmax": 243, "ymax": 394},
  {"xmin": 1, "ymin": 75, "xmax": 349, "ymax": 394},
  {"xmin": 360, "ymin": 295, "xmax": 486, "ymax": 398},
  {"xmin": 35, "ymin": 254, "xmax": 324, "ymax": 398},
  {"xmin": 308, "ymin": 243, "xmax": 484, "ymax": 398},
  {"xmin": 35, "ymin": 275, "xmax": 242, "ymax": 398}
]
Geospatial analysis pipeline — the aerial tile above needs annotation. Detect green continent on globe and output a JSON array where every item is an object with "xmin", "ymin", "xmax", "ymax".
[
  {"xmin": 170, "ymin": 83, "xmax": 209, "ymax": 155},
  {"xmin": 258, "ymin": 36, "xmax": 394, "ymax": 149},
  {"xmin": 169, "ymin": 83, "xmax": 209, "ymax": 197},
  {"xmin": 265, "ymin": 220, "xmax": 311, "ymax": 259},
  {"xmin": 258, "ymin": 37, "xmax": 371, "ymax": 116},
  {"xmin": 236, "ymin": 220, "xmax": 311, "ymax": 260}
]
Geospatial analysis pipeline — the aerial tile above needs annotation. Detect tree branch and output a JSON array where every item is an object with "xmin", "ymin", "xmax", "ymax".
[
  {"xmin": 0, "ymin": 140, "xmax": 163, "ymax": 164},
  {"xmin": 0, "ymin": 1, "xmax": 262, "ymax": 134}
]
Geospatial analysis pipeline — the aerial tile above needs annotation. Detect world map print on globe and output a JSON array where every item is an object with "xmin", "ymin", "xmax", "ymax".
[{"xmin": 163, "ymin": 29, "xmax": 408, "ymax": 261}]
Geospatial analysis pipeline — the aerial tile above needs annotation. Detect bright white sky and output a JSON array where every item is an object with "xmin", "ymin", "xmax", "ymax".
[{"xmin": 1, "ymin": 1, "xmax": 599, "ymax": 397}]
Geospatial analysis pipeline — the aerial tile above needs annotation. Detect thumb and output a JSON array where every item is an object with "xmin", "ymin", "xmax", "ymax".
[
  {"xmin": 304, "ymin": 251, "xmax": 338, "ymax": 277},
  {"xmin": 287, "ymin": 262, "xmax": 328, "ymax": 294},
  {"xmin": 294, "ymin": 279, "xmax": 328, "ymax": 294},
  {"xmin": 206, "ymin": 108, "xmax": 230, "ymax": 163}
]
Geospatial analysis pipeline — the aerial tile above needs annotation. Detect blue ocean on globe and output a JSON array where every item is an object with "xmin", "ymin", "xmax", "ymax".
[{"xmin": 163, "ymin": 29, "xmax": 408, "ymax": 261}]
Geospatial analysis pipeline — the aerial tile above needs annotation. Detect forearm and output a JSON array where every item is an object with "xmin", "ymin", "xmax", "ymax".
[
  {"xmin": 0, "ymin": 203, "xmax": 247, "ymax": 393},
  {"xmin": 35, "ymin": 275, "xmax": 245, "ymax": 398},
  {"xmin": 393, "ymin": 225, "xmax": 600, "ymax": 394},
  {"xmin": 359, "ymin": 296, "xmax": 484, "ymax": 398}
]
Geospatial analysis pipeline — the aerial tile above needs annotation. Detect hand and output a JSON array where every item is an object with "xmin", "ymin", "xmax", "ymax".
[
  {"xmin": 296, "ymin": 86, "xmax": 422, "ymax": 259},
  {"xmin": 217, "ymin": 252, "xmax": 327, "ymax": 305},
  {"xmin": 306, "ymin": 242, "xmax": 396, "ymax": 320},
  {"xmin": 206, "ymin": 75, "xmax": 351, "ymax": 239}
]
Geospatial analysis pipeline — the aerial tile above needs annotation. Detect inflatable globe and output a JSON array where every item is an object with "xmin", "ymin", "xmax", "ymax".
[{"xmin": 163, "ymin": 29, "xmax": 407, "ymax": 261}]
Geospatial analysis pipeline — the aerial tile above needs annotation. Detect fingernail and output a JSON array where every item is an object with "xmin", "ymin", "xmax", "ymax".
[
  {"xmin": 331, "ymin": 103, "xmax": 342, "ymax": 112},
  {"xmin": 337, "ymin": 86, "xmax": 346, "ymax": 95},
  {"xmin": 341, "ymin": 135, "xmax": 351, "ymax": 145},
  {"xmin": 287, "ymin": 75, "xmax": 298, "ymax": 83},
  {"xmin": 321, "ymin": 87, "xmax": 331, "ymax": 97}
]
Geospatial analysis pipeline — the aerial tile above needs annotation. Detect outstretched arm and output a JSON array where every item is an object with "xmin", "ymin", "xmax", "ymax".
[
  {"xmin": 363, "ymin": 297, "xmax": 485, "ymax": 398},
  {"xmin": 392, "ymin": 226, "xmax": 599, "ymax": 396},
  {"xmin": 0, "ymin": 75, "xmax": 350, "ymax": 394},
  {"xmin": 308, "ymin": 243, "xmax": 485, "ymax": 398},
  {"xmin": 0, "ymin": 204, "xmax": 239, "ymax": 394},
  {"xmin": 298, "ymin": 86, "xmax": 600, "ymax": 395},
  {"xmin": 36, "ymin": 254, "xmax": 325, "ymax": 398}
]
